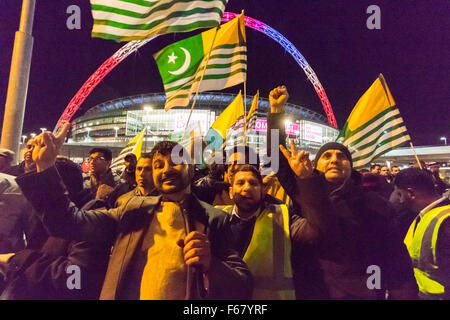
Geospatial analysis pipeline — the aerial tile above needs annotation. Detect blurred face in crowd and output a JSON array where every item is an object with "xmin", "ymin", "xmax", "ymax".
[
  {"xmin": 429, "ymin": 164, "xmax": 440, "ymax": 174},
  {"xmin": 24, "ymin": 138, "xmax": 35, "ymax": 164},
  {"xmin": 124, "ymin": 156, "xmax": 137, "ymax": 173},
  {"xmin": 389, "ymin": 185, "xmax": 411, "ymax": 208},
  {"xmin": 135, "ymin": 157, "xmax": 153, "ymax": 195},
  {"xmin": 152, "ymin": 152, "xmax": 191, "ymax": 194},
  {"xmin": 229, "ymin": 170, "xmax": 264, "ymax": 215},
  {"xmin": 391, "ymin": 166, "xmax": 400, "ymax": 176},
  {"xmin": 371, "ymin": 165, "xmax": 381, "ymax": 174},
  {"xmin": 0, "ymin": 156, "xmax": 10, "ymax": 171},
  {"xmin": 316, "ymin": 149, "xmax": 352, "ymax": 185},
  {"xmin": 380, "ymin": 166, "xmax": 390, "ymax": 177},
  {"xmin": 89, "ymin": 152, "xmax": 110, "ymax": 175}
]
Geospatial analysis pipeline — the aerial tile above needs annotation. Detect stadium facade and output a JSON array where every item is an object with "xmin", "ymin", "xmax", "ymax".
[{"xmin": 68, "ymin": 92, "xmax": 339, "ymax": 160}]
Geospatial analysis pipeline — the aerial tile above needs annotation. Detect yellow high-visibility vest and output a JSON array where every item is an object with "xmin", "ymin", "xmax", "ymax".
[
  {"xmin": 404, "ymin": 204, "xmax": 450, "ymax": 299},
  {"xmin": 217, "ymin": 204, "xmax": 295, "ymax": 300}
]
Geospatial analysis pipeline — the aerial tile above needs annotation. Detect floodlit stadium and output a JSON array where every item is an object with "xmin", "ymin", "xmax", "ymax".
[{"xmin": 69, "ymin": 92, "xmax": 339, "ymax": 158}]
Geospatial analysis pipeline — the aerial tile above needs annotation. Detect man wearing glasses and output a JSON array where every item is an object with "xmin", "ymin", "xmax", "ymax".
[{"xmin": 84, "ymin": 147, "xmax": 117, "ymax": 197}]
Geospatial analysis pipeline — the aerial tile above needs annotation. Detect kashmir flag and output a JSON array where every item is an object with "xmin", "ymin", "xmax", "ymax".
[
  {"xmin": 110, "ymin": 128, "xmax": 145, "ymax": 173},
  {"xmin": 154, "ymin": 12, "xmax": 246, "ymax": 111},
  {"xmin": 246, "ymin": 91, "xmax": 259, "ymax": 131},
  {"xmin": 90, "ymin": 0, "xmax": 228, "ymax": 42},
  {"xmin": 336, "ymin": 74, "xmax": 411, "ymax": 168},
  {"xmin": 204, "ymin": 91, "xmax": 244, "ymax": 151}
]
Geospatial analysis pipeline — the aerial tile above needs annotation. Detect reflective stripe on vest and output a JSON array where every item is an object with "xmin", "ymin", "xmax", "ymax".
[
  {"xmin": 404, "ymin": 205, "xmax": 450, "ymax": 299},
  {"xmin": 216, "ymin": 204, "xmax": 295, "ymax": 300}
]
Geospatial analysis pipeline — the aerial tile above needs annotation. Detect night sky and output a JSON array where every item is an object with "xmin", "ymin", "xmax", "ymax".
[{"xmin": 0, "ymin": 0, "xmax": 449, "ymax": 145}]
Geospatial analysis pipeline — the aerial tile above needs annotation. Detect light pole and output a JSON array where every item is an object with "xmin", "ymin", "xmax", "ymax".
[
  {"xmin": 21, "ymin": 135, "xmax": 27, "ymax": 145},
  {"xmin": 86, "ymin": 128, "xmax": 91, "ymax": 141},
  {"xmin": 114, "ymin": 126, "xmax": 119, "ymax": 138},
  {"xmin": 40, "ymin": 127, "xmax": 47, "ymax": 133},
  {"xmin": 440, "ymin": 137, "xmax": 447, "ymax": 145},
  {"xmin": 30, "ymin": 133, "xmax": 36, "ymax": 139},
  {"xmin": 143, "ymin": 106, "xmax": 153, "ymax": 153},
  {"xmin": 1, "ymin": 0, "xmax": 36, "ymax": 162}
]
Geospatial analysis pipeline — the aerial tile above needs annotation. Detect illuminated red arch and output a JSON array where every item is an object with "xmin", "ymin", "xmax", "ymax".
[{"xmin": 55, "ymin": 12, "xmax": 337, "ymax": 131}]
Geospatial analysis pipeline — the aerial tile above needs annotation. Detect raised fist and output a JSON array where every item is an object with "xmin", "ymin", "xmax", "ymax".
[{"xmin": 269, "ymin": 85, "xmax": 289, "ymax": 114}]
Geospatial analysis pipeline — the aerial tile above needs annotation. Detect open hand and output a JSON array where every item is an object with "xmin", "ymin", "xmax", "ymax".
[
  {"xmin": 269, "ymin": 85, "xmax": 289, "ymax": 113},
  {"xmin": 280, "ymin": 139, "xmax": 314, "ymax": 179}
]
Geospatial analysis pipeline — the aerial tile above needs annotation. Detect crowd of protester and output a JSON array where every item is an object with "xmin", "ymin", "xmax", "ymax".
[{"xmin": 0, "ymin": 86, "xmax": 448, "ymax": 300}]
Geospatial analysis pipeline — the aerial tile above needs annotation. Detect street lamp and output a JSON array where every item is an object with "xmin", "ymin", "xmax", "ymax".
[
  {"xmin": 40, "ymin": 127, "xmax": 47, "ymax": 133},
  {"xmin": 143, "ymin": 106, "xmax": 153, "ymax": 153},
  {"xmin": 21, "ymin": 135, "xmax": 27, "ymax": 145},
  {"xmin": 114, "ymin": 126, "xmax": 119, "ymax": 138},
  {"xmin": 440, "ymin": 137, "xmax": 447, "ymax": 145},
  {"xmin": 86, "ymin": 128, "xmax": 91, "ymax": 141},
  {"xmin": 30, "ymin": 133, "xmax": 36, "ymax": 138}
]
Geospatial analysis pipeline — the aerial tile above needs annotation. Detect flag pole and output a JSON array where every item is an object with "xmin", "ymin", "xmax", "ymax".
[
  {"xmin": 243, "ymin": 81, "xmax": 248, "ymax": 145},
  {"xmin": 409, "ymin": 142, "xmax": 423, "ymax": 170},
  {"xmin": 184, "ymin": 25, "xmax": 221, "ymax": 133}
]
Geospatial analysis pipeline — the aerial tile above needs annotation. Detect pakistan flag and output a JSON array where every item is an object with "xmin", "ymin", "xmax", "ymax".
[{"xmin": 154, "ymin": 13, "xmax": 247, "ymax": 111}]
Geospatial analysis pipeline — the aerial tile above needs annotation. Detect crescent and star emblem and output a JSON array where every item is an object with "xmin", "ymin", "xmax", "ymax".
[{"xmin": 168, "ymin": 47, "xmax": 191, "ymax": 76}]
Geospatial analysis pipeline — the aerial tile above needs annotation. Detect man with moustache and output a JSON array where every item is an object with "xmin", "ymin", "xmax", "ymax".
[
  {"xmin": 267, "ymin": 85, "xmax": 418, "ymax": 299},
  {"xmin": 216, "ymin": 164, "xmax": 296, "ymax": 299},
  {"xmin": 16, "ymin": 127, "xmax": 251, "ymax": 300}
]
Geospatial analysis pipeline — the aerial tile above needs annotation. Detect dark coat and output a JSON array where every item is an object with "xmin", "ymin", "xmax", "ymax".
[
  {"xmin": 267, "ymin": 112, "xmax": 417, "ymax": 299},
  {"xmin": 16, "ymin": 167, "xmax": 252, "ymax": 300},
  {"xmin": 0, "ymin": 193, "xmax": 109, "ymax": 300}
]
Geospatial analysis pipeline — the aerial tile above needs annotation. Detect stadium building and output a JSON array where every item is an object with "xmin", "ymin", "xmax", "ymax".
[{"xmin": 63, "ymin": 92, "xmax": 339, "ymax": 161}]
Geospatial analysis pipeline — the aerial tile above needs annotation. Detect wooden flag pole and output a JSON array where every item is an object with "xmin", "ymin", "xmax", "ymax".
[
  {"xmin": 184, "ymin": 26, "xmax": 221, "ymax": 133},
  {"xmin": 410, "ymin": 142, "xmax": 423, "ymax": 170}
]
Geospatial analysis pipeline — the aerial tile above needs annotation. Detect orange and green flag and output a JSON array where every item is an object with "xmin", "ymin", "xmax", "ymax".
[{"xmin": 337, "ymin": 74, "xmax": 410, "ymax": 168}]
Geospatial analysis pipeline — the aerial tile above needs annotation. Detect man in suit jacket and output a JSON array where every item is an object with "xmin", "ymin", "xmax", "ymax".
[{"xmin": 16, "ymin": 125, "xmax": 251, "ymax": 300}]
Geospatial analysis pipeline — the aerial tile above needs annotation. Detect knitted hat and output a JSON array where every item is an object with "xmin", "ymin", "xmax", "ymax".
[{"xmin": 314, "ymin": 142, "xmax": 353, "ymax": 168}]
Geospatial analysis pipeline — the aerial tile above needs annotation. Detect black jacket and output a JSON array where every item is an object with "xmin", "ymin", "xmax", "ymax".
[
  {"xmin": 267, "ymin": 112, "xmax": 418, "ymax": 299},
  {"xmin": 16, "ymin": 167, "xmax": 252, "ymax": 300}
]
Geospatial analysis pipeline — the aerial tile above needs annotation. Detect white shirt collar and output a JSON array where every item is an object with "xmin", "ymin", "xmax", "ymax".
[{"xmin": 231, "ymin": 205, "xmax": 262, "ymax": 222}]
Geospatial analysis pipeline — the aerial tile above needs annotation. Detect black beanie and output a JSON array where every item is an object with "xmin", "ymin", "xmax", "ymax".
[{"xmin": 314, "ymin": 142, "xmax": 353, "ymax": 168}]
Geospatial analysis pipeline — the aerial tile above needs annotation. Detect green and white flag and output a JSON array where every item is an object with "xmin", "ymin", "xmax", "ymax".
[
  {"xmin": 154, "ymin": 13, "xmax": 246, "ymax": 111},
  {"xmin": 90, "ymin": 0, "xmax": 228, "ymax": 42},
  {"xmin": 337, "ymin": 74, "xmax": 411, "ymax": 168}
]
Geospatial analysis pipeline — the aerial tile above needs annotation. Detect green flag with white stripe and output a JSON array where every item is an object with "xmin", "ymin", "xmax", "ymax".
[
  {"xmin": 90, "ymin": 0, "xmax": 228, "ymax": 42},
  {"xmin": 336, "ymin": 74, "xmax": 411, "ymax": 168},
  {"xmin": 154, "ymin": 13, "xmax": 247, "ymax": 111}
]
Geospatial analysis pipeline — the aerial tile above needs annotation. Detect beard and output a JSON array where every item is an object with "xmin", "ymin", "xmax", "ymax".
[
  {"xmin": 158, "ymin": 172, "xmax": 191, "ymax": 194},
  {"xmin": 233, "ymin": 194, "xmax": 262, "ymax": 213}
]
